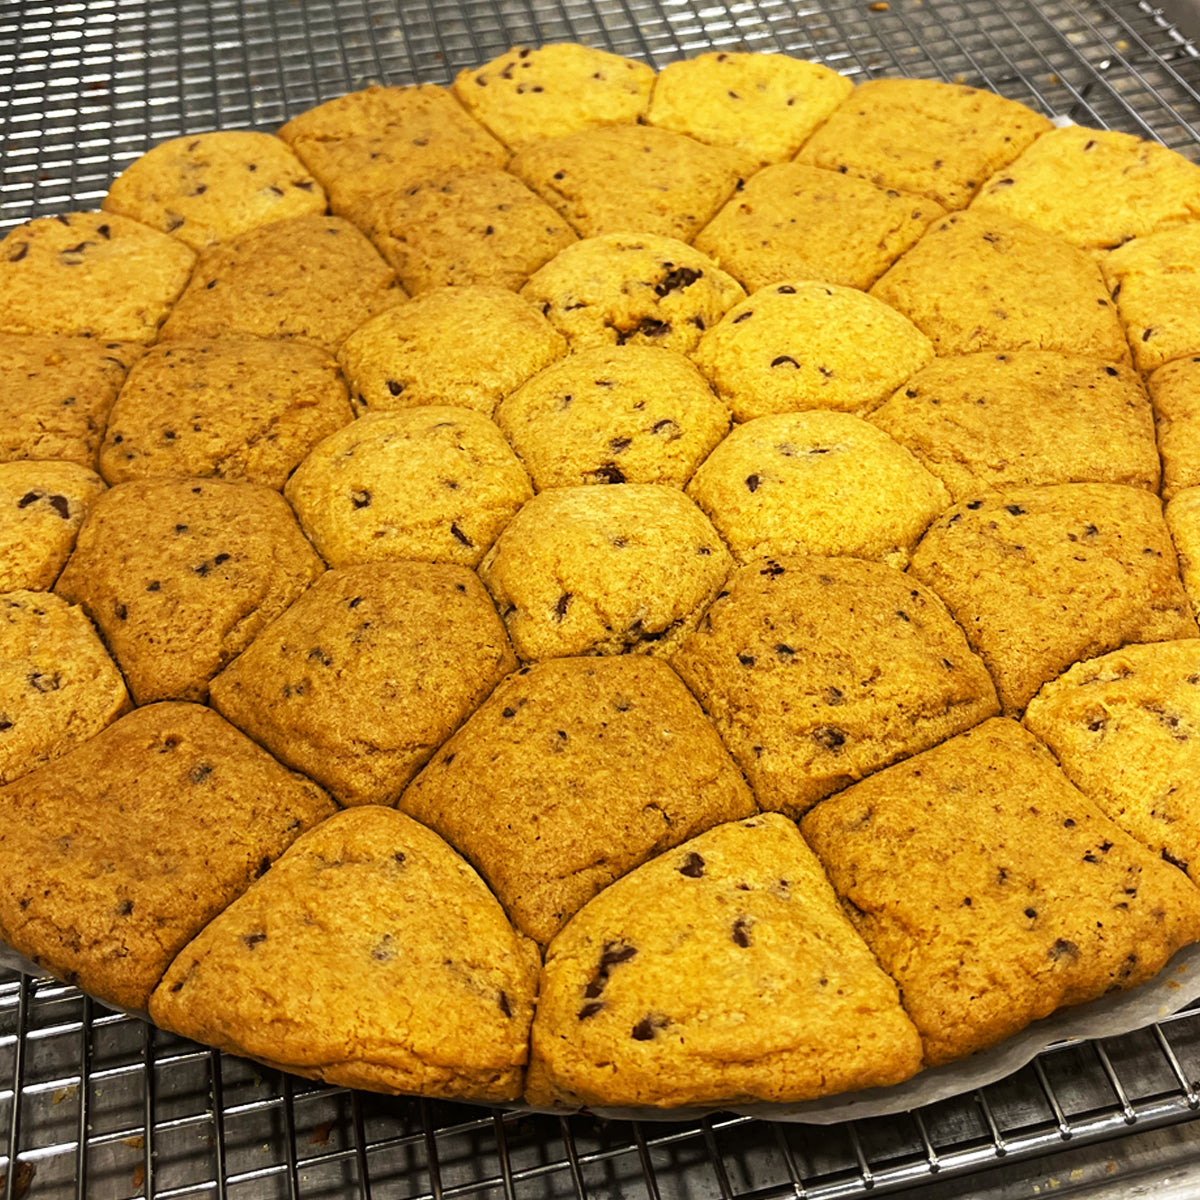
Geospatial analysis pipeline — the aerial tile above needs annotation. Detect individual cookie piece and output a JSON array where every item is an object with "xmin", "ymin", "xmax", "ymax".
[
  {"xmin": 694, "ymin": 163, "xmax": 947, "ymax": 293},
  {"xmin": 971, "ymin": 126, "xmax": 1200, "ymax": 252},
  {"xmin": 525, "ymin": 814, "xmax": 924, "ymax": 1109},
  {"xmin": 0, "ymin": 334, "xmax": 139, "ymax": 468},
  {"xmin": 0, "ymin": 591, "xmax": 129, "ymax": 786},
  {"xmin": 0, "ymin": 211, "xmax": 195, "ymax": 343},
  {"xmin": 509, "ymin": 125, "xmax": 756, "ymax": 243},
  {"xmin": 1025, "ymin": 641, "xmax": 1200, "ymax": 883},
  {"xmin": 869, "ymin": 352, "xmax": 1160, "ymax": 502},
  {"xmin": 801, "ymin": 718, "xmax": 1200, "ymax": 1067},
  {"xmin": 673, "ymin": 556, "xmax": 998, "ymax": 817},
  {"xmin": 400, "ymin": 656, "xmax": 756, "ymax": 945},
  {"xmin": 452, "ymin": 43, "xmax": 655, "ymax": 150},
  {"xmin": 0, "ymin": 702, "xmax": 335, "ymax": 1012},
  {"xmin": 478, "ymin": 485, "xmax": 731, "ymax": 661},
  {"xmin": 1103, "ymin": 225, "xmax": 1200, "ymax": 373},
  {"xmin": 646, "ymin": 51, "xmax": 854, "ymax": 166},
  {"xmin": 495, "ymin": 345, "xmax": 730, "ymax": 490},
  {"xmin": 159, "ymin": 215, "xmax": 404, "ymax": 353},
  {"xmin": 337, "ymin": 286, "xmax": 566, "ymax": 417},
  {"xmin": 0, "ymin": 461, "xmax": 107, "ymax": 592},
  {"xmin": 1166, "ymin": 488, "xmax": 1200, "ymax": 621},
  {"xmin": 278, "ymin": 84, "xmax": 509, "ymax": 224},
  {"xmin": 102, "ymin": 131, "xmax": 326, "ymax": 251},
  {"xmin": 871, "ymin": 209, "xmax": 1129, "ymax": 362},
  {"xmin": 209, "ymin": 563, "xmax": 516, "ymax": 807},
  {"xmin": 1151, "ymin": 357, "xmax": 1200, "ymax": 498},
  {"xmin": 357, "ymin": 168, "xmax": 576, "ymax": 294},
  {"xmin": 151, "ymin": 807, "xmax": 539, "ymax": 1102},
  {"xmin": 687, "ymin": 412, "xmax": 949, "ymax": 568},
  {"xmin": 284, "ymin": 408, "xmax": 532, "ymax": 569},
  {"xmin": 521, "ymin": 234, "xmax": 745, "ymax": 356},
  {"xmin": 795, "ymin": 78, "xmax": 1052, "ymax": 210},
  {"xmin": 98, "ymin": 338, "xmax": 354, "ymax": 490},
  {"xmin": 910, "ymin": 484, "xmax": 1197, "ymax": 715},
  {"xmin": 55, "ymin": 478, "xmax": 324, "ymax": 705},
  {"xmin": 692, "ymin": 281, "xmax": 934, "ymax": 423}
]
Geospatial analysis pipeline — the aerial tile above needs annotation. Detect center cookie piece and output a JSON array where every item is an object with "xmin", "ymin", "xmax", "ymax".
[{"xmin": 478, "ymin": 484, "xmax": 731, "ymax": 661}]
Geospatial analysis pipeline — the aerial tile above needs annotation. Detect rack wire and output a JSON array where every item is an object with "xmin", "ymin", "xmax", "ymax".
[{"xmin": 3, "ymin": 0, "xmax": 1200, "ymax": 1196}]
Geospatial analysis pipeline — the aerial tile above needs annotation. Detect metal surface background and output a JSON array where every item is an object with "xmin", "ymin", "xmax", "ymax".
[{"xmin": 3, "ymin": 1, "xmax": 1200, "ymax": 1196}]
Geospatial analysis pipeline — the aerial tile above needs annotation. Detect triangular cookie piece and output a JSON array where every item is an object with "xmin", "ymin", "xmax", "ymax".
[
  {"xmin": 151, "ymin": 808, "xmax": 540, "ymax": 1103},
  {"xmin": 526, "ymin": 814, "xmax": 923, "ymax": 1108}
]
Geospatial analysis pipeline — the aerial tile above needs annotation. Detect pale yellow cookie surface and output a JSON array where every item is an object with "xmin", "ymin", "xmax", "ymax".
[{"xmin": 1151, "ymin": 356, "xmax": 1200, "ymax": 498}]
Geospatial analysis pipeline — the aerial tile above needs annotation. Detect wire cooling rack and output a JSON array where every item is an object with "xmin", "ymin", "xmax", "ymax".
[{"xmin": 4, "ymin": 1, "xmax": 1200, "ymax": 1197}]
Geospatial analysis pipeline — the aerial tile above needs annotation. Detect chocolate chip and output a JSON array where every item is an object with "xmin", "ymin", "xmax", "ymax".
[
  {"xmin": 0, "ymin": 715, "xmax": 12, "ymax": 732},
  {"xmin": 349, "ymin": 596, "xmax": 363, "ymax": 608},
  {"xmin": 242, "ymin": 930, "xmax": 267, "ymax": 949},
  {"xmin": 813, "ymin": 725, "xmax": 846, "ymax": 751},
  {"xmin": 651, "ymin": 418, "xmax": 681, "ymax": 439},
  {"xmin": 895, "ymin": 610, "xmax": 910, "ymax": 622},
  {"xmin": 825, "ymin": 686, "xmax": 844, "ymax": 705},
  {"xmin": 450, "ymin": 522, "xmax": 474, "ymax": 547},
  {"xmin": 308, "ymin": 647, "xmax": 333, "ymax": 666},
  {"xmin": 189, "ymin": 762, "xmax": 213, "ymax": 785},
  {"xmin": 770, "ymin": 355, "xmax": 800, "ymax": 368},
  {"xmin": 17, "ymin": 491, "xmax": 39, "ymax": 509},
  {"xmin": 114, "ymin": 603, "xmax": 127, "ymax": 621},
  {"xmin": 554, "ymin": 593, "xmax": 572, "ymax": 621},
  {"xmin": 631, "ymin": 1017, "xmax": 658, "ymax": 1040},
  {"xmin": 966, "ymin": 500, "xmax": 983, "ymax": 510},
  {"xmin": 351, "ymin": 489, "xmax": 371, "ymax": 509},
  {"xmin": 394, "ymin": 852, "xmax": 406, "ymax": 866},
  {"xmin": 733, "ymin": 311, "xmax": 753, "ymax": 324},
  {"xmin": 371, "ymin": 935, "xmax": 395, "ymax": 962},
  {"xmin": 115, "ymin": 898, "xmax": 134, "ymax": 916},
  {"xmin": 386, "ymin": 379, "xmax": 404, "ymax": 396},
  {"xmin": 592, "ymin": 463, "xmax": 625, "ymax": 484},
  {"xmin": 498, "ymin": 991, "xmax": 512, "ymax": 1017},
  {"xmin": 175, "ymin": 523, "xmax": 188, "ymax": 533},
  {"xmin": 745, "ymin": 473, "xmax": 761, "ymax": 493},
  {"xmin": 1005, "ymin": 505, "xmax": 1025, "ymax": 516},
  {"xmin": 654, "ymin": 266, "xmax": 701, "ymax": 296},
  {"xmin": 738, "ymin": 653, "xmax": 755, "ymax": 667},
  {"xmin": 7, "ymin": 241, "xmax": 29, "ymax": 262},
  {"xmin": 731, "ymin": 917, "xmax": 753, "ymax": 947},
  {"xmin": 760, "ymin": 561, "xmax": 785, "ymax": 577},
  {"xmin": 1048, "ymin": 938, "xmax": 1078, "ymax": 961},
  {"xmin": 578, "ymin": 1001, "xmax": 603, "ymax": 1019},
  {"xmin": 609, "ymin": 436, "xmax": 632, "ymax": 454},
  {"xmin": 1024, "ymin": 907, "xmax": 1037, "ymax": 919},
  {"xmin": 678, "ymin": 852, "xmax": 705, "ymax": 878},
  {"xmin": 28, "ymin": 672, "xmax": 59, "ymax": 693}
]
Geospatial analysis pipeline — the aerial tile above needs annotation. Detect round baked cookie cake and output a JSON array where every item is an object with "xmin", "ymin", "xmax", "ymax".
[{"xmin": 2, "ymin": 39, "xmax": 1200, "ymax": 1123}]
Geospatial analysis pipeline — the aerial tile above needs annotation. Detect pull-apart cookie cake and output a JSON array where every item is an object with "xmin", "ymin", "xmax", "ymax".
[{"xmin": 4, "ymin": 40, "xmax": 1200, "ymax": 1114}]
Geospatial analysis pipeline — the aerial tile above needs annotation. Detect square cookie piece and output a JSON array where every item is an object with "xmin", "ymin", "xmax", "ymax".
[
  {"xmin": 872, "ymin": 210, "xmax": 1129, "ymax": 362},
  {"xmin": 911, "ymin": 483, "xmax": 1197, "ymax": 714},
  {"xmin": 278, "ymin": 84, "xmax": 509, "ymax": 224},
  {"xmin": 672, "ymin": 555, "xmax": 999, "ymax": 816},
  {"xmin": 694, "ymin": 163, "xmax": 947, "ymax": 293},
  {"xmin": 870, "ymin": 351, "xmax": 1160, "ymax": 501},
  {"xmin": 0, "ymin": 591, "xmax": 129, "ymax": 786},
  {"xmin": 103, "ymin": 131, "xmax": 326, "ymax": 251},
  {"xmin": 55, "ymin": 478, "xmax": 325, "ymax": 704},
  {"xmin": 151, "ymin": 808, "xmax": 540, "ymax": 1103},
  {"xmin": 0, "ymin": 212, "xmax": 195, "ymax": 343},
  {"xmin": 400, "ymin": 656, "xmax": 756, "ymax": 944},
  {"xmin": 209, "ymin": 562, "xmax": 516, "ymax": 807},
  {"xmin": 795, "ymin": 78, "xmax": 1052, "ymax": 209},
  {"xmin": 1025, "ymin": 640, "xmax": 1200, "ymax": 885},
  {"xmin": 971, "ymin": 126, "xmax": 1200, "ymax": 251},
  {"xmin": 1103, "ymin": 224, "xmax": 1200, "ymax": 373},
  {"xmin": 0, "ymin": 334, "xmax": 139, "ymax": 468},
  {"xmin": 1166, "ymin": 487, "xmax": 1200, "ymax": 622},
  {"xmin": 0, "ymin": 702, "xmax": 335, "ymax": 1011},
  {"xmin": 357, "ymin": 168, "xmax": 576, "ymax": 295},
  {"xmin": 453, "ymin": 44, "xmax": 655, "ymax": 150},
  {"xmin": 160, "ymin": 215, "xmax": 405, "ymax": 353},
  {"xmin": 99, "ymin": 338, "xmax": 354, "ymax": 490},
  {"xmin": 509, "ymin": 125, "xmax": 756, "ymax": 243},
  {"xmin": 647, "ymin": 51, "xmax": 853, "ymax": 165},
  {"xmin": 526, "ymin": 815, "xmax": 923, "ymax": 1109},
  {"xmin": 1151, "ymin": 356, "xmax": 1200, "ymax": 497},
  {"xmin": 338, "ymin": 286, "xmax": 566, "ymax": 417},
  {"xmin": 801, "ymin": 718, "xmax": 1200, "ymax": 1067},
  {"xmin": 0, "ymin": 462, "xmax": 107, "ymax": 592}
]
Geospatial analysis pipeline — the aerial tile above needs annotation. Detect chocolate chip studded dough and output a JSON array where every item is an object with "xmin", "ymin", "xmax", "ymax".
[
  {"xmin": 526, "ymin": 814, "xmax": 923, "ymax": 1109},
  {"xmin": 151, "ymin": 807, "xmax": 540, "ymax": 1103}
]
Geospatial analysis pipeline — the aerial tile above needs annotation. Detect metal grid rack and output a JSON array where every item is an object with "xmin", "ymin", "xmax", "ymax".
[{"xmin": 4, "ymin": 0, "xmax": 1200, "ymax": 1196}]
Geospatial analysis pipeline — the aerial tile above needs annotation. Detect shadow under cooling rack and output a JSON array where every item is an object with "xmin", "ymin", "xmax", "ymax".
[{"xmin": 4, "ymin": 970, "xmax": 1200, "ymax": 1199}]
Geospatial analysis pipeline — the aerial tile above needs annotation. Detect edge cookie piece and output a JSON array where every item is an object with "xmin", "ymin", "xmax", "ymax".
[
  {"xmin": 801, "ymin": 718, "xmax": 1200, "ymax": 1066},
  {"xmin": 0, "ymin": 702, "xmax": 335, "ymax": 1012},
  {"xmin": 1152, "ymin": 356, "xmax": 1200, "ymax": 498},
  {"xmin": 526, "ymin": 814, "xmax": 924, "ymax": 1108},
  {"xmin": 151, "ymin": 807, "xmax": 540, "ymax": 1102}
]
